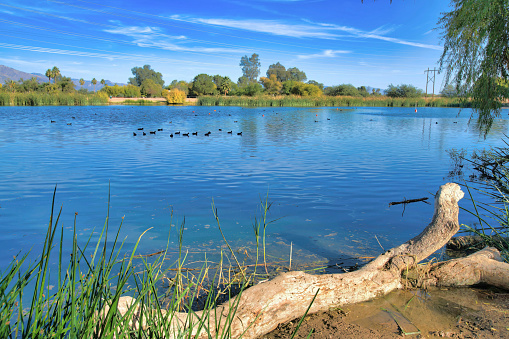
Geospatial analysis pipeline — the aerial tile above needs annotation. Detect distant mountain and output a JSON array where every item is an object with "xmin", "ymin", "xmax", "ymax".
[
  {"xmin": 0, "ymin": 65, "xmax": 46, "ymax": 84},
  {"xmin": 0, "ymin": 65, "xmax": 124, "ymax": 91},
  {"xmin": 72, "ymin": 79, "xmax": 124, "ymax": 92}
]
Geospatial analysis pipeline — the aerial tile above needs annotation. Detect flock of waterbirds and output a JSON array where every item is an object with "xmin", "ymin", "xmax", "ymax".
[
  {"xmin": 132, "ymin": 127, "xmax": 243, "ymax": 137},
  {"xmin": 49, "ymin": 111, "xmax": 244, "ymax": 137}
]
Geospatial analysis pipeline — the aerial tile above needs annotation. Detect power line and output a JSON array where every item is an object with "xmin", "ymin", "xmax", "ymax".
[{"xmin": 424, "ymin": 67, "xmax": 439, "ymax": 97}]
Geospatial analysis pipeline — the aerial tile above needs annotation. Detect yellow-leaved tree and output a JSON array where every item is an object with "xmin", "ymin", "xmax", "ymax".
[{"xmin": 165, "ymin": 88, "xmax": 186, "ymax": 104}]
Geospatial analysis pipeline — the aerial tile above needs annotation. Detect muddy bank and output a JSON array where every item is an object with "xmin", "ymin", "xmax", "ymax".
[{"xmin": 263, "ymin": 286, "xmax": 509, "ymax": 338}]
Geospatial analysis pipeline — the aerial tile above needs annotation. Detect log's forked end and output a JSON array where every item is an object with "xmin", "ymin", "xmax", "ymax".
[{"xmin": 437, "ymin": 183, "xmax": 464, "ymax": 206}]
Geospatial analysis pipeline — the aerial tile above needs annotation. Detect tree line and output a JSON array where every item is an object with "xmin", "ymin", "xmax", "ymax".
[
  {"xmin": 0, "ymin": 55, "xmax": 470, "ymax": 101},
  {"xmin": 112, "ymin": 54, "xmax": 448, "ymax": 100}
]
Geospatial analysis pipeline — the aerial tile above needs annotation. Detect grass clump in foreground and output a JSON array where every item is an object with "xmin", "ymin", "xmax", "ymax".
[
  {"xmin": 446, "ymin": 141, "xmax": 509, "ymax": 261},
  {"xmin": 456, "ymin": 142, "xmax": 509, "ymax": 262},
  {"xmin": 0, "ymin": 187, "xmax": 317, "ymax": 338}
]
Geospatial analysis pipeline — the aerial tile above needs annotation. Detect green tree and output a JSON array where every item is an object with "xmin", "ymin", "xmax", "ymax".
[
  {"xmin": 243, "ymin": 82, "xmax": 263, "ymax": 96},
  {"xmin": 237, "ymin": 76, "xmax": 250, "ymax": 87},
  {"xmin": 212, "ymin": 75, "xmax": 224, "ymax": 88},
  {"xmin": 260, "ymin": 74, "xmax": 282, "ymax": 95},
  {"xmin": 266, "ymin": 62, "xmax": 288, "ymax": 82},
  {"xmin": 438, "ymin": 0, "xmax": 509, "ymax": 134},
  {"xmin": 307, "ymin": 80, "xmax": 324, "ymax": 90},
  {"xmin": 441, "ymin": 84, "xmax": 460, "ymax": 98},
  {"xmin": 91, "ymin": 78, "xmax": 97, "ymax": 92},
  {"xmin": 140, "ymin": 79, "xmax": 163, "ymax": 97},
  {"xmin": 4, "ymin": 79, "xmax": 17, "ymax": 92},
  {"xmin": 168, "ymin": 80, "xmax": 190, "ymax": 95},
  {"xmin": 324, "ymin": 84, "xmax": 360, "ymax": 97},
  {"xmin": 100, "ymin": 79, "xmax": 106, "ymax": 87},
  {"xmin": 129, "ymin": 65, "xmax": 164, "ymax": 87},
  {"xmin": 51, "ymin": 66, "xmax": 60, "ymax": 84},
  {"xmin": 239, "ymin": 53, "xmax": 261, "ymax": 82},
  {"xmin": 357, "ymin": 86, "xmax": 370, "ymax": 97},
  {"xmin": 191, "ymin": 74, "xmax": 217, "ymax": 96},
  {"xmin": 281, "ymin": 80, "xmax": 298, "ymax": 95},
  {"xmin": 124, "ymin": 84, "xmax": 141, "ymax": 98},
  {"xmin": 43, "ymin": 82, "xmax": 59, "ymax": 94},
  {"xmin": 102, "ymin": 84, "xmax": 123, "ymax": 97},
  {"xmin": 21, "ymin": 77, "xmax": 40, "ymax": 92},
  {"xmin": 282, "ymin": 81, "xmax": 322, "ymax": 97},
  {"xmin": 220, "ymin": 77, "xmax": 232, "ymax": 95},
  {"xmin": 45, "ymin": 69, "xmax": 52, "ymax": 83},
  {"xmin": 385, "ymin": 84, "xmax": 423, "ymax": 98},
  {"xmin": 79, "ymin": 78, "xmax": 85, "ymax": 88},
  {"xmin": 286, "ymin": 67, "xmax": 307, "ymax": 82},
  {"xmin": 58, "ymin": 76, "xmax": 75, "ymax": 93}
]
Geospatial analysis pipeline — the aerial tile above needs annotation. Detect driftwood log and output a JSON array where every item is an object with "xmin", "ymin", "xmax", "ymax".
[{"xmin": 114, "ymin": 183, "xmax": 509, "ymax": 338}]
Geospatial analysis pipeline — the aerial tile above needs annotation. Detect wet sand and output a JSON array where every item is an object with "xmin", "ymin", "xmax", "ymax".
[{"xmin": 263, "ymin": 286, "xmax": 509, "ymax": 338}]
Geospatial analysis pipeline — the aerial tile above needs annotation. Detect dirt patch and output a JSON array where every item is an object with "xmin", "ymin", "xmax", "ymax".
[
  {"xmin": 107, "ymin": 97, "xmax": 198, "ymax": 104},
  {"xmin": 108, "ymin": 97, "xmax": 167, "ymax": 103},
  {"xmin": 262, "ymin": 287, "xmax": 509, "ymax": 338}
]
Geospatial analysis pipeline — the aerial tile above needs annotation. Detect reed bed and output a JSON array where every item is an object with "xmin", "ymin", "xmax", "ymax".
[
  {"xmin": 120, "ymin": 99, "xmax": 164, "ymax": 105},
  {"xmin": 0, "ymin": 92, "xmax": 108, "ymax": 106},
  {"xmin": 198, "ymin": 95, "xmax": 465, "ymax": 108}
]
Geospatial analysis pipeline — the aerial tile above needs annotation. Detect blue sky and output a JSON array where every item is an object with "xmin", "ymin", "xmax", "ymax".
[{"xmin": 0, "ymin": 0, "xmax": 451, "ymax": 91}]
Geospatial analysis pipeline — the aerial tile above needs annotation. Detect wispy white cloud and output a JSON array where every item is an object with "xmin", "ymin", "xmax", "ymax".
[
  {"xmin": 171, "ymin": 16, "xmax": 338, "ymax": 39},
  {"xmin": 314, "ymin": 21, "xmax": 442, "ymax": 50},
  {"xmin": 171, "ymin": 15, "xmax": 442, "ymax": 50},
  {"xmin": 104, "ymin": 24, "xmax": 247, "ymax": 54},
  {"xmin": 0, "ymin": 57, "xmax": 48, "ymax": 68},
  {"xmin": 0, "ymin": 42, "xmax": 230, "ymax": 66},
  {"xmin": 298, "ymin": 49, "xmax": 350, "ymax": 59}
]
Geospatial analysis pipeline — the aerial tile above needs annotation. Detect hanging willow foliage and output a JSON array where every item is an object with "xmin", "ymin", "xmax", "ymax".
[{"xmin": 438, "ymin": 0, "xmax": 509, "ymax": 135}]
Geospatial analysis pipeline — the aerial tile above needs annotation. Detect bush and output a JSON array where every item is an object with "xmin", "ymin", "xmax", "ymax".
[
  {"xmin": 385, "ymin": 84, "xmax": 423, "ymax": 98},
  {"xmin": 324, "ymin": 84, "xmax": 360, "ymax": 97},
  {"xmin": 165, "ymin": 88, "xmax": 186, "ymax": 104}
]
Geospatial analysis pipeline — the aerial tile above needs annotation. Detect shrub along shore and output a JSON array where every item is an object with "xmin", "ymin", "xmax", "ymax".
[{"xmin": 0, "ymin": 91, "xmax": 466, "ymax": 108}]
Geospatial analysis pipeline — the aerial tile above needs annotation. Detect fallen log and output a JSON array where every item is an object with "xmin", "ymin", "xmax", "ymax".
[
  {"xmin": 408, "ymin": 247, "xmax": 509, "ymax": 290},
  {"xmin": 111, "ymin": 183, "xmax": 509, "ymax": 338}
]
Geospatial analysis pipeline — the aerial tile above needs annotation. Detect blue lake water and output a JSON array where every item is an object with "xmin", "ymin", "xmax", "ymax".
[{"xmin": 0, "ymin": 105, "xmax": 507, "ymax": 270}]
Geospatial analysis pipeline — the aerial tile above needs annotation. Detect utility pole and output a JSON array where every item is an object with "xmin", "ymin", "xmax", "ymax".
[{"xmin": 424, "ymin": 68, "xmax": 439, "ymax": 97}]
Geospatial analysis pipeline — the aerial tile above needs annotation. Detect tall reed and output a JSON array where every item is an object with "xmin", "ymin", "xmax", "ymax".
[
  {"xmin": 0, "ymin": 92, "xmax": 109, "ymax": 106},
  {"xmin": 0, "ymin": 187, "xmax": 301, "ymax": 338},
  {"xmin": 197, "ymin": 95, "xmax": 464, "ymax": 108}
]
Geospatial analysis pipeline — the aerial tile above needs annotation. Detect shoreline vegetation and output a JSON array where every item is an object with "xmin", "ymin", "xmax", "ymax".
[
  {"xmin": 0, "ymin": 92, "xmax": 466, "ymax": 107},
  {"xmin": 3, "ymin": 185, "xmax": 507, "ymax": 338},
  {"xmin": 196, "ymin": 95, "xmax": 465, "ymax": 107}
]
